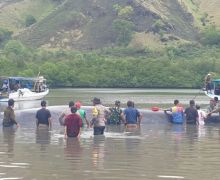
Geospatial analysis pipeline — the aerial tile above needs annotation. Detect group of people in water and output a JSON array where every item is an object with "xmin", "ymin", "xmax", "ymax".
[
  {"xmin": 2, "ymin": 97, "xmax": 142, "ymax": 138},
  {"xmin": 164, "ymin": 97, "xmax": 220, "ymax": 125},
  {"xmin": 3, "ymin": 95, "xmax": 220, "ymax": 138}
]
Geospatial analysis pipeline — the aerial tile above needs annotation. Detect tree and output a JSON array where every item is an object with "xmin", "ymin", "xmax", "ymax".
[
  {"xmin": 4, "ymin": 40, "xmax": 25, "ymax": 55},
  {"xmin": 113, "ymin": 19, "xmax": 134, "ymax": 46},
  {"xmin": 0, "ymin": 28, "xmax": 12, "ymax": 47},
  {"xmin": 25, "ymin": 15, "xmax": 37, "ymax": 27},
  {"xmin": 200, "ymin": 26, "xmax": 220, "ymax": 46},
  {"xmin": 113, "ymin": 4, "xmax": 134, "ymax": 20}
]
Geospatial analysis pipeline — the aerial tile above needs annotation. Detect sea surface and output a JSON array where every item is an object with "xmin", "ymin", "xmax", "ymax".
[{"xmin": 1, "ymin": 88, "xmax": 220, "ymax": 180}]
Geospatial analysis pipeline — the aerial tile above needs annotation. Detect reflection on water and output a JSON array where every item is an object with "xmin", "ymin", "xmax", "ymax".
[
  {"xmin": 36, "ymin": 128, "xmax": 51, "ymax": 152},
  {"xmin": 2, "ymin": 127, "xmax": 16, "ymax": 158},
  {"xmin": 0, "ymin": 88, "xmax": 220, "ymax": 179},
  {"xmin": 0, "ymin": 120, "xmax": 220, "ymax": 179},
  {"xmin": 92, "ymin": 136, "xmax": 105, "ymax": 169}
]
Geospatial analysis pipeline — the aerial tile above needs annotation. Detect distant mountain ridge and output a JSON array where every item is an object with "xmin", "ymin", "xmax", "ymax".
[{"xmin": 0, "ymin": 0, "xmax": 219, "ymax": 50}]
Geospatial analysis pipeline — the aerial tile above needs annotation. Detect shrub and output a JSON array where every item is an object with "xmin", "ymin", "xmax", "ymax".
[
  {"xmin": 200, "ymin": 26, "xmax": 220, "ymax": 46},
  {"xmin": 25, "ymin": 15, "xmax": 37, "ymax": 27}
]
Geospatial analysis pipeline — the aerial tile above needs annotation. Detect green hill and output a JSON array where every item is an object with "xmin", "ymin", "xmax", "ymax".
[{"xmin": 0, "ymin": 0, "xmax": 220, "ymax": 50}]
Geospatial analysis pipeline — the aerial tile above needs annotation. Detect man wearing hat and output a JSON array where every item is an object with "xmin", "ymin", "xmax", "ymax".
[
  {"xmin": 204, "ymin": 73, "xmax": 212, "ymax": 94},
  {"xmin": 90, "ymin": 97, "xmax": 110, "ymax": 135}
]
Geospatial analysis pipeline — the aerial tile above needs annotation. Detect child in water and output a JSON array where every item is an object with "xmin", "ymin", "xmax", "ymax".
[{"xmin": 196, "ymin": 105, "xmax": 207, "ymax": 125}]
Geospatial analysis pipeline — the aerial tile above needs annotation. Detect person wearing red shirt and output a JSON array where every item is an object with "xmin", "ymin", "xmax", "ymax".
[{"xmin": 64, "ymin": 106, "xmax": 82, "ymax": 138}]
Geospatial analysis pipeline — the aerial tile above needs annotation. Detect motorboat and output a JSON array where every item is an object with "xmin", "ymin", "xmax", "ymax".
[
  {"xmin": 0, "ymin": 76, "xmax": 49, "ymax": 102},
  {"xmin": 204, "ymin": 79, "xmax": 220, "ymax": 99}
]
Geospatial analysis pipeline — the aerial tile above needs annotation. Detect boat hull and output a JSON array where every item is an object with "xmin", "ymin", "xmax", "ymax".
[
  {"xmin": 204, "ymin": 90, "xmax": 220, "ymax": 99},
  {"xmin": 0, "ymin": 88, "xmax": 49, "ymax": 102}
]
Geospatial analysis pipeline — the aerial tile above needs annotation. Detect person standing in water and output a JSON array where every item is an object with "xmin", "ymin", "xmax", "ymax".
[
  {"xmin": 36, "ymin": 100, "xmax": 52, "ymax": 129},
  {"xmin": 214, "ymin": 97, "xmax": 219, "ymax": 109},
  {"xmin": 90, "ymin": 97, "xmax": 110, "ymax": 135},
  {"xmin": 59, "ymin": 101, "xmax": 75, "ymax": 126},
  {"xmin": 184, "ymin": 100, "xmax": 199, "ymax": 125},
  {"xmin": 2, "ymin": 99, "xmax": 19, "ymax": 128},
  {"xmin": 164, "ymin": 99, "xmax": 184, "ymax": 124},
  {"xmin": 75, "ymin": 101, "xmax": 89, "ymax": 128},
  {"xmin": 123, "ymin": 101, "xmax": 142, "ymax": 128},
  {"xmin": 196, "ymin": 105, "xmax": 207, "ymax": 125},
  {"xmin": 107, "ymin": 100, "xmax": 123, "ymax": 125},
  {"xmin": 64, "ymin": 106, "xmax": 82, "ymax": 138}
]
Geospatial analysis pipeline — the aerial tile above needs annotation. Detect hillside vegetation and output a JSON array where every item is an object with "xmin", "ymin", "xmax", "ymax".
[
  {"xmin": 0, "ymin": 0, "xmax": 202, "ymax": 50},
  {"xmin": 0, "ymin": 0, "xmax": 220, "ymax": 88},
  {"xmin": 0, "ymin": 0, "xmax": 220, "ymax": 50}
]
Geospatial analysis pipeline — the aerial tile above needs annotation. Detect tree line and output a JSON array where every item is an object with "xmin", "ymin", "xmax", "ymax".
[
  {"xmin": 0, "ymin": 40, "xmax": 219, "ymax": 88},
  {"xmin": 1, "ymin": 25, "xmax": 220, "ymax": 88}
]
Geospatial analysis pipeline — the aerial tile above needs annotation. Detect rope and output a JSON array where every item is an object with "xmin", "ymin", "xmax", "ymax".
[{"xmin": 192, "ymin": 87, "xmax": 203, "ymax": 100}]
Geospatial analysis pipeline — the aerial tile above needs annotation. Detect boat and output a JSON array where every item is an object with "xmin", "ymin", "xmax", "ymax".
[
  {"xmin": 0, "ymin": 76, "xmax": 49, "ymax": 102},
  {"xmin": 204, "ymin": 79, "xmax": 220, "ymax": 99}
]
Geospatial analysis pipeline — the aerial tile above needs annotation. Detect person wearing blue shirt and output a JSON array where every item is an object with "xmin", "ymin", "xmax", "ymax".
[
  {"xmin": 123, "ymin": 101, "xmax": 142, "ymax": 128},
  {"xmin": 164, "ymin": 99, "xmax": 184, "ymax": 124}
]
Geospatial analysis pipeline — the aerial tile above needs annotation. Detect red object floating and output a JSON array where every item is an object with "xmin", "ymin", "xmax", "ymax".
[{"xmin": 151, "ymin": 106, "xmax": 160, "ymax": 111}]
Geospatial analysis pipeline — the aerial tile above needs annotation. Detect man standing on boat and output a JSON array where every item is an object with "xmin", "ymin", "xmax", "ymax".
[
  {"xmin": 204, "ymin": 73, "xmax": 212, "ymax": 94},
  {"xmin": 2, "ymin": 99, "xmax": 19, "ymax": 128},
  {"xmin": 36, "ymin": 100, "xmax": 52, "ymax": 130}
]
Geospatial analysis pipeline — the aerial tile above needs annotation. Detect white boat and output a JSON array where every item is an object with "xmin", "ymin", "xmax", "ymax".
[
  {"xmin": 0, "ymin": 76, "xmax": 49, "ymax": 102},
  {"xmin": 204, "ymin": 79, "xmax": 220, "ymax": 99}
]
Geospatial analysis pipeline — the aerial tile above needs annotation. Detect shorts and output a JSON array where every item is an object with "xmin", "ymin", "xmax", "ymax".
[
  {"xmin": 126, "ymin": 124, "xmax": 138, "ymax": 129},
  {"xmin": 94, "ymin": 126, "xmax": 105, "ymax": 135},
  {"xmin": 206, "ymin": 83, "xmax": 212, "ymax": 90},
  {"xmin": 2, "ymin": 121, "xmax": 15, "ymax": 127},
  {"xmin": 67, "ymin": 133, "xmax": 78, "ymax": 138}
]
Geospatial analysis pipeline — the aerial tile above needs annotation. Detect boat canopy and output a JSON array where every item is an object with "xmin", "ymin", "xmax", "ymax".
[
  {"xmin": 0, "ymin": 76, "xmax": 47, "ymax": 93},
  {"xmin": 0, "ymin": 76, "xmax": 46, "ymax": 81},
  {"xmin": 213, "ymin": 79, "xmax": 220, "ymax": 83}
]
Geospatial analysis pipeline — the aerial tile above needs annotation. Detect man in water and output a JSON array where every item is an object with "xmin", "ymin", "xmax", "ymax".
[
  {"xmin": 90, "ymin": 97, "xmax": 110, "ymax": 135},
  {"xmin": 164, "ymin": 99, "xmax": 184, "ymax": 124},
  {"xmin": 36, "ymin": 100, "xmax": 52, "ymax": 129},
  {"xmin": 75, "ymin": 101, "xmax": 89, "ymax": 128},
  {"xmin": 64, "ymin": 106, "xmax": 82, "ymax": 138},
  {"xmin": 207, "ymin": 100, "xmax": 220, "ymax": 117},
  {"xmin": 207, "ymin": 99, "xmax": 216, "ymax": 113},
  {"xmin": 2, "ymin": 99, "xmax": 19, "ymax": 128},
  {"xmin": 184, "ymin": 100, "xmax": 199, "ymax": 125},
  {"xmin": 59, "ymin": 101, "xmax": 75, "ymax": 126},
  {"xmin": 196, "ymin": 105, "xmax": 207, "ymax": 125},
  {"xmin": 107, "ymin": 100, "xmax": 123, "ymax": 125},
  {"xmin": 214, "ymin": 97, "xmax": 219, "ymax": 109},
  {"xmin": 123, "ymin": 101, "xmax": 142, "ymax": 128}
]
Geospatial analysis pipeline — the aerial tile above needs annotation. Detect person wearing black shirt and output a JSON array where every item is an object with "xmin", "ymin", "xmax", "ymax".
[
  {"xmin": 184, "ymin": 100, "xmax": 199, "ymax": 124},
  {"xmin": 36, "ymin": 100, "xmax": 52, "ymax": 129}
]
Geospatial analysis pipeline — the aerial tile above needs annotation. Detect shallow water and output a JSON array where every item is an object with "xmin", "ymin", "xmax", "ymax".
[
  {"xmin": 1, "ymin": 88, "xmax": 219, "ymax": 180},
  {"xmin": 0, "ymin": 88, "xmax": 208, "ymax": 111}
]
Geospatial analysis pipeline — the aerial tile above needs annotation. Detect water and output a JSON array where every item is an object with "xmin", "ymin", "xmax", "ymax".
[{"xmin": 1, "ymin": 88, "xmax": 220, "ymax": 180}]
